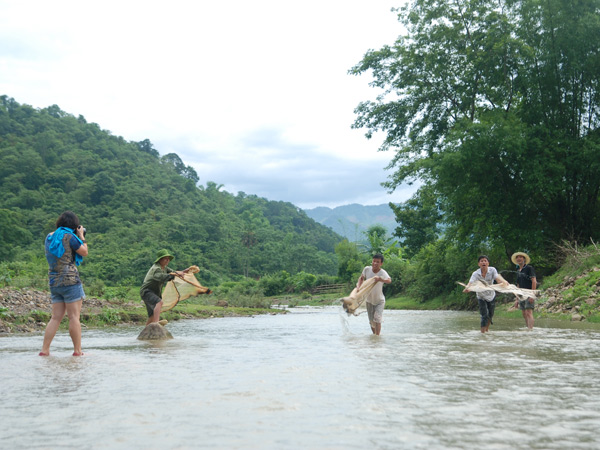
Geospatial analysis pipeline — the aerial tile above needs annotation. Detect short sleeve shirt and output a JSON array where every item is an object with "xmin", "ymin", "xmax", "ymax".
[
  {"xmin": 468, "ymin": 267, "xmax": 499, "ymax": 302},
  {"xmin": 516, "ymin": 265, "xmax": 536, "ymax": 289},
  {"xmin": 45, "ymin": 232, "xmax": 82, "ymax": 287},
  {"xmin": 362, "ymin": 266, "xmax": 391, "ymax": 306}
]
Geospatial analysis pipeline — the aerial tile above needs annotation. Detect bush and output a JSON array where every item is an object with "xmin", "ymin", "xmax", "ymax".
[
  {"xmin": 225, "ymin": 278, "xmax": 270, "ymax": 308},
  {"xmin": 290, "ymin": 271, "xmax": 317, "ymax": 293},
  {"xmin": 380, "ymin": 255, "xmax": 408, "ymax": 296},
  {"xmin": 258, "ymin": 271, "xmax": 291, "ymax": 296},
  {"xmin": 102, "ymin": 286, "xmax": 134, "ymax": 303}
]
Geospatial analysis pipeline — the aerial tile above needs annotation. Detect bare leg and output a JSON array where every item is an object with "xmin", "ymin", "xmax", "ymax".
[
  {"xmin": 146, "ymin": 300, "xmax": 163, "ymax": 325},
  {"xmin": 66, "ymin": 300, "xmax": 83, "ymax": 355},
  {"xmin": 523, "ymin": 309, "xmax": 534, "ymax": 329},
  {"xmin": 40, "ymin": 303, "xmax": 67, "ymax": 355},
  {"xmin": 374, "ymin": 322, "xmax": 382, "ymax": 336}
]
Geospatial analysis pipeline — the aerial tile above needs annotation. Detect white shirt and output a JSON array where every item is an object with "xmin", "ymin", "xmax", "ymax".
[
  {"xmin": 468, "ymin": 267, "xmax": 499, "ymax": 302},
  {"xmin": 362, "ymin": 266, "xmax": 391, "ymax": 305}
]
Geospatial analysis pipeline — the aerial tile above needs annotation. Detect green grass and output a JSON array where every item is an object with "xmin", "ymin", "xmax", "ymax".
[{"xmin": 385, "ymin": 293, "xmax": 470, "ymax": 310}]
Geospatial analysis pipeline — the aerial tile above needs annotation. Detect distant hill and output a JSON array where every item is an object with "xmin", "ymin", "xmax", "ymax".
[
  {"xmin": 304, "ymin": 203, "xmax": 397, "ymax": 241},
  {"xmin": 0, "ymin": 96, "xmax": 342, "ymax": 285}
]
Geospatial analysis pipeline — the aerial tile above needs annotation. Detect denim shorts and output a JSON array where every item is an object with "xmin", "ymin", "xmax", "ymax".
[
  {"xmin": 519, "ymin": 298, "xmax": 535, "ymax": 310},
  {"xmin": 50, "ymin": 283, "xmax": 85, "ymax": 303}
]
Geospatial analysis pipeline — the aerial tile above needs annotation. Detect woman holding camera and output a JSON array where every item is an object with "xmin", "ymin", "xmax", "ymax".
[{"xmin": 39, "ymin": 211, "xmax": 88, "ymax": 356}]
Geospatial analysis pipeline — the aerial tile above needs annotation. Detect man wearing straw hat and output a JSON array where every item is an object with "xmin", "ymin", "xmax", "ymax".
[{"xmin": 512, "ymin": 251, "xmax": 537, "ymax": 330}]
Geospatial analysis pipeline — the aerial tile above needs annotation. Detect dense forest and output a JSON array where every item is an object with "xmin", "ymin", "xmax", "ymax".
[
  {"xmin": 348, "ymin": 0, "xmax": 600, "ymax": 301},
  {"xmin": 0, "ymin": 96, "xmax": 342, "ymax": 289},
  {"xmin": 3, "ymin": 0, "xmax": 600, "ymax": 308}
]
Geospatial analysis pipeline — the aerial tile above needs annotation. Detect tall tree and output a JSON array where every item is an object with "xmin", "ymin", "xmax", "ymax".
[{"xmin": 351, "ymin": 0, "xmax": 600, "ymax": 260}]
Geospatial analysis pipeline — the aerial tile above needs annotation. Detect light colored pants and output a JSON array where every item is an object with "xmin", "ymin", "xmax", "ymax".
[{"xmin": 366, "ymin": 301, "xmax": 385, "ymax": 327}]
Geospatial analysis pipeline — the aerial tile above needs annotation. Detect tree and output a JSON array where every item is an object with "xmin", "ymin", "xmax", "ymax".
[
  {"xmin": 335, "ymin": 239, "xmax": 363, "ymax": 282},
  {"xmin": 391, "ymin": 186, "xmax": 441, "ymax": 258},
  {"xmin": 0, "ymin": 209, "xmax": 33, "ymax": 260},
  {"xmin": 135, "ymin": 139, "xmax": 159, "ymax": 157},
  {"xmin": 161, "ymin": 153, "xmax": 186, "ymax": 174},
  {"xmin": 352, "ymin": 0, "xmax": 600, "ymax": 261},
  {"xmin": 362, "ymin": 224, "xmax": 395, "ymax": 256}
]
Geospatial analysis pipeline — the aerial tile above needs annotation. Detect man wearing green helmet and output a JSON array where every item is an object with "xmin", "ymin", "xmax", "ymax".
[{"xmin": 140, "ymin": 249, "xmax": 191, "ymax": 326}]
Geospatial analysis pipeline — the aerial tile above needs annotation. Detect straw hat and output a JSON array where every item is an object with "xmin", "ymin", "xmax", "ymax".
[
  {"xmin": 511, "ymin": 252, "xmax": 530, "ymax": 265},
  {"xmin": 154, "ymin": 249, "xmax": 174, "ymax": 264}
]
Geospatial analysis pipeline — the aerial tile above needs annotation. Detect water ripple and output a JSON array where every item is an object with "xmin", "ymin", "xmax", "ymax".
[{"xmin": 1, "ymin": 308, "xmax": 599, "ymax": 449}]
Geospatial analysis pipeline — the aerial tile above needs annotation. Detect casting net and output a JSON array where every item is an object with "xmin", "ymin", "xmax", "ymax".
[
  {"xmin": 457, "ymin": 280, "xmax": 540, "ymax": 300},
  {"xmin": 341, "ymin": 276, "xmax": 379, "ymax": 315},
  {"xmin": 162, "ymin": 265, "xmax": 212, "ymax": 311}
]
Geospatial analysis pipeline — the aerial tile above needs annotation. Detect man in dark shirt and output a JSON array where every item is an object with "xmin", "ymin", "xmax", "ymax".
[{"xmin": 512, "ymin": 252, "xmax": 537, "ymax": 330}]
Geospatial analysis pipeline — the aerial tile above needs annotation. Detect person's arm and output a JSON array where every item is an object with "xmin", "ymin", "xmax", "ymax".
[
  {"xmin": 154, "ymin": 267, "xmax": 175, "ymax": 282},
  {"xmin": 356, "ymin": 274, "xmax": 365, "ymax": 291},
  {"xmin": 376, "ymin": 277, "xmax": 392, "ymax": 284},
  {"xmin": 72, "ymin": 226, "xmax": 88, "ymax": 257},
  {"xmin": 529, "ymin": 274, "xmax": 537, "ymax": 303},
  {"xmin": 463, "ymin": 271, "xmax": 477, "ymax": 292},
  {"xmin": 75, "ymin": 242, "xmax": 88, "ymax": 257},
  {"xmin": 495, "ymin": 272, "xmax": 509, "ymax": 286}
]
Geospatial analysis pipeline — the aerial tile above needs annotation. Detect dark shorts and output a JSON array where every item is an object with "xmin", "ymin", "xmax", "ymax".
[
  {"xmin": 478, "ymin": 298, "xmax": 495, "ymax": 328},
  {"xmin": 141, "ymin": 290, "xmax": 162, "ymax": 317},
  {"xmin": 519, "ymin": 298, "xmax": 535, "ymax": 310}
]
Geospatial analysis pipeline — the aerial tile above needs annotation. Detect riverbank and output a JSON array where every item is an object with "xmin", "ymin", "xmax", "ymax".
[
  {"xmin": 0, "ymin": 287, "xmax": 285, "ymax": 334},
  {"xmin": 385, "ymin": 266, "xmax": 600, "ymax": 323},
  {"xmin": 2, "ymin": 263, "xmax": 599, "ymax": 333}
]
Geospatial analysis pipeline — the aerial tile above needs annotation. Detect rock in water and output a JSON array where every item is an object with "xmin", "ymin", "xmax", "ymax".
[{"xmin": 137, "ymin": 323, "xmax": 174, "ymax": 340}]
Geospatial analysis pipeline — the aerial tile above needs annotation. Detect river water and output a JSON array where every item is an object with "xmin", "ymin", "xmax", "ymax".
[{"xmin": 1, "ymin": 307, "xmax": 600, "ymax": 450}]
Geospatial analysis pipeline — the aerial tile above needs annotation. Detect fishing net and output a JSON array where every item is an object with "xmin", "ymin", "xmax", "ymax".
[
  {"xmin": 162, "ymin": 265, "xmax": 212, "ymax": 311},
  {"xmin": 457, "ymin": 281, "xmax": 540, "ymax": 301},
  {"xmin": 341, "ymin": 277, "xmax": 379, "ymax": 315}
]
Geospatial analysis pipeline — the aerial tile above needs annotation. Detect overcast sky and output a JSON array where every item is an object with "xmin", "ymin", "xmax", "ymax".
[{"xmin": 0, "ymin": 0, "xmax": 416, "ymax": 209}]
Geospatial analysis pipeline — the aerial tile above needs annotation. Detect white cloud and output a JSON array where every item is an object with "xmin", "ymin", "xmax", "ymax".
[{"xmin": 0, "ymin": 0, "xmax": 416, "ymax": 209}]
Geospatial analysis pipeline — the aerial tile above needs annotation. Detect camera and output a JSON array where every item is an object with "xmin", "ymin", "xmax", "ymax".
[{"xmin": 82, "ymin": 227, "xmax": 87, "ymax": 237}]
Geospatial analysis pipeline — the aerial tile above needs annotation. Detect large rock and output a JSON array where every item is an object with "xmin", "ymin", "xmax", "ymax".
[{"xmin": 137, "ymin": 323, "xmax": 174, "ymax": 340}]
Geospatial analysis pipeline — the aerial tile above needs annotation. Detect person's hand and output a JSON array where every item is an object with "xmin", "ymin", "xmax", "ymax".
[
  {"xmin": 76, "ymin": 225, "xmax": 85, "ymax": 239},
  {"xmin": 528, "ymin": 297, "xmax": 534, "ymax": 304}
]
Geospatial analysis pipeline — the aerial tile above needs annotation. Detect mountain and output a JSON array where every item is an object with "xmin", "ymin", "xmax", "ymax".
[
  {"xmin": 0, "ymin": 96, "xmax": 342, "ymax": 285},
  {"xmin": 304, "ymin": 203, "xmax": 398, "ymax": 241}
]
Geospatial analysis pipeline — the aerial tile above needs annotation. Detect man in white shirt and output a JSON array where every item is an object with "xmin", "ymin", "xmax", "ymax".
[
  {"xmin": 463, "ymin": 255, "xmax": 508, "ymax": 333},
  {"xmin": 356, "ymin": 253, "xmax": 392, "ymax": 335}
]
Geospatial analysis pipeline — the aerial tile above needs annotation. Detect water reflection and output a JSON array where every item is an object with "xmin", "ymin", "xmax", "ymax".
[{"xmin": 1, "ymin": 308, "xmax": 599, "ymax": 449}]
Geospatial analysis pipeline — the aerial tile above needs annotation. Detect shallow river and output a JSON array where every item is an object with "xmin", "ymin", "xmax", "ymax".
[{"xmin": 1, "ymin": 308, "xmax": 600, "ymax": 449}]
